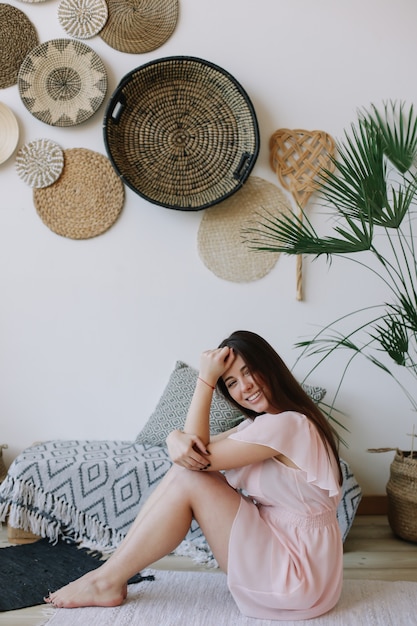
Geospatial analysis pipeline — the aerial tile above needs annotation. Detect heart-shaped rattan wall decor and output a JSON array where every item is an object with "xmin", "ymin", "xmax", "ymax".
[{"xmin": 269, "ymin": 129, "xmax": 336, "ymax": 300}]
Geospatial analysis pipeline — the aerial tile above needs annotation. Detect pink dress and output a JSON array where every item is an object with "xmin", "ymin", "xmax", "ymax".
[{"xmin": 224, "ymin": 411, "xmax": 343, "ymax": 621}]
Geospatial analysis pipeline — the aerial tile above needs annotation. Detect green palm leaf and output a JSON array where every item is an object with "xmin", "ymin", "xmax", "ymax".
[
  {"xmin": 243, "ymin": 101, "xmax": 417, "ymax": 423},
  {"xmin": 364, "ymin": 101, "xmax": 417, "ymax": 173}
]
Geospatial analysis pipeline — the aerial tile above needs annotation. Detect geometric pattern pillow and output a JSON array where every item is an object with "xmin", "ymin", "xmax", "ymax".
[
  {"xmin": 338, "ymin": 458, "xmax": 363, "ymax": 541},
  {"xmin": 301, "ymin": 383, "xmax": 326, "ymax": 404},
  {"xmin": 135, "ymin": 361, "xmax": 244, "ymax": 447},
  {"xmin": 136, "ymin": 360, "xmax": 327, "ymax": 448}
]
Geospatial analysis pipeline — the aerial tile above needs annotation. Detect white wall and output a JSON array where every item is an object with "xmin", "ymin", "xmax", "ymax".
[{"xmin": 1, "ymin": 0, "xmax": 416, "ymax": 494}]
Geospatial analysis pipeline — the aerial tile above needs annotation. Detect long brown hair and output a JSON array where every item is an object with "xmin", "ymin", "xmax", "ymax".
[{"xmin": 217, "ymin": 330, "xmax": 342, "ymax": 485}]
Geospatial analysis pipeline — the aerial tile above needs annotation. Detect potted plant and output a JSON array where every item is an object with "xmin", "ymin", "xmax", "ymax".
[{"xmin": 244, "ymin": 101, "xmax": 417, "ymax": 540}]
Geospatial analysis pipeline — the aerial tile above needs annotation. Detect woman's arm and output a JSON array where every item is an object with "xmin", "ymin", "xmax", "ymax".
[
  {"xmin": 166, "ymin": 347, "xmax": 237, "ymax": 469},
  {"xmin": 210, "ymin": 425, "xmax": 240, "ymax": 442},
  {"xmin": 166, "ymin": 377, "xmax": 215, "ymax": 468},
  {"xmin": 182, "ymin": 346, "xmax": 235, "ymax": 443},
  {"xmin": 205, "ymin": 436, "xmax": 280, "ymax": 471},
  {"xmin": 181, "ymin": 376, "xmax": 214, "ymax": 445},
  {"xmin": 166, "ymin": 425, "xmax": 241, "ymax": 470}
]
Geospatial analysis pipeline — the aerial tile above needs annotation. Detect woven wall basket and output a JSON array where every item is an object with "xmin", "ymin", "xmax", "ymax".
[
  {"xmin": 0, "ymin": 4, "xmax": 39, "ymax": 89},
  {"xmin": 386, "ymin": 450, "xmax": 417, "ymax": 543},
  {"xmin": 103, "ymin": 56, "xmax": 259, "ymax": 210},
  {"xmin": 58, "ymin": 0, "xmax": 109, "ymax": 39},
  {"xmin": 198, "ymin": 176, "xmax": 291, "ymax": 282},
  {"xmin": 33, "ymin": 148, "xmax": 124, "ymax": 239},
  {"xmin": 18, "ymin": 39, "xmax": 107, "ymax": 127},
  {"xmin": 0, "ymin": 102, "xmax": 19, "ymax": 165},
  {"xmin": 99, "ymin": 0, "xmax": 179, "ymax": 53}
]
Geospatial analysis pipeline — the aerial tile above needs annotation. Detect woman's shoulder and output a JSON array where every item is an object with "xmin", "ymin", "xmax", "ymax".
[
  {"xmin": 256, "ymin": 411, "xmax": 309, "ymax": 428},
  {"xmin": 229, "ymin": 411, "xmax": 310, "ymax": 445}
]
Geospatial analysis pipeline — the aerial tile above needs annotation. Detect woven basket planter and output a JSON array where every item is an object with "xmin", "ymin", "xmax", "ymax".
[
  {"xmin": 386, "ymin": 450, "xmax": 417, "ymax": 543},
  {"xmin": 0, "ymin": 445, "xmax": 8, "ymax": 484},
  {"xmin": 103, "ymin": 56, "xmax": 259, "ymax": 210}
]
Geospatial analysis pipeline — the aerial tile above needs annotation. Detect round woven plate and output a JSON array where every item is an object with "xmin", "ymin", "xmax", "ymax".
[
  {"xmin": 0, "ymin": 102, "xmax": 19, "ymax": 165},
  {"xmin": 0, "ymin": 4, "xmax": 39, "ymax": 89},
  {"xmin": 99, "ymin": 0, "xmax": 178, "ymax": 53},
  {"xmin": 33, "ymin": 148, "xmax": 124, "ymax": 239},
  {"xmin": 18, "ymin": 39, "xmax": 107, "ymax": 127},
  {"xmin": 58, "ymin": 0, "xmax": 108, "ymax": 39},
  {"xmin": 104, "ymin": 56, "xmax": 259, "ymax": 210},
  {"xmin": 16, "ymin": 139, "xmax": 64, "ymax": 188},
  {"xmin": 198, "ymin": 176, "xmax": 292, "ymax": 283}
]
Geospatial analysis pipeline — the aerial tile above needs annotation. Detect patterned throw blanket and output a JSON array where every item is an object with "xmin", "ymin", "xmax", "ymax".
[
  {"xmin": 0, "ymin": 440, "xmax": 361, "ymax": 565},
  {"xmin": 0, "ymin": 440, "xmax": 215, "ymax": 564}
]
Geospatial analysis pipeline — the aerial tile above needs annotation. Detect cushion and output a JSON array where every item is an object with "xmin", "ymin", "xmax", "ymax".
[
  {"xmin": 302, "ymin": 384, "xmax": 326, "ymax": 404},
  {"xmin": 136, "ymin": 360, "xmax": 327, "ymax": 447},
  {"xmin": 136, "ymin": 361, "xmax": 244, "ymax": 446},
  {"xmin": 338, "ymin": 458, "xmax": 363, "ymax": 541}
]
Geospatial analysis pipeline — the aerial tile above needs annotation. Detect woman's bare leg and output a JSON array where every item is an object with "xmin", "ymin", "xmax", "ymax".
[{"xmin": 46, "ymin": 466, "xmax": 241, "ymax": 608}]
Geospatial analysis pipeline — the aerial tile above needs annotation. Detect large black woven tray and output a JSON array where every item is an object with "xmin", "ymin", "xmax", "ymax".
[{"xmin": 103, "ymin": 56, "xmax": 260, "ymax": 210}]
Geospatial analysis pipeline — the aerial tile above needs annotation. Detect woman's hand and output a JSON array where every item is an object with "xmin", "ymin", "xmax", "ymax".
[
  {"xmin": 199, "ymin": 346, "xmax": 235, "ymax": 388},
  {"xmin": 166, "ymin": 430, "xmax": 211, "ymax": 470}
]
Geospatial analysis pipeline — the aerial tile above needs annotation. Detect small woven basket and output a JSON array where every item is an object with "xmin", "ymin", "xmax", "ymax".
[
  {"xmin": 386, "ymin": 449, "xmax": 417, "ymax": 542},
  {"xmin": 103, "ymin": 56, "xmax": 259, "ymax": 210},
  {"xmin": 0, "ymin": 444, "xmax": 8, "ymax": 483}
]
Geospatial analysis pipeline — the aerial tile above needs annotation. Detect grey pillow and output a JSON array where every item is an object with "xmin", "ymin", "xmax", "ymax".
[
  {"xmin": 136, "ymin": 360, "xmax": 327, "ymax": 447},
  {"xmin": 136, "ymin": 361, "xmax": 244, "ymax": 446},
  {"xmin": 301, "ymin": 383, "xmax": 326, "ymax": 404}
]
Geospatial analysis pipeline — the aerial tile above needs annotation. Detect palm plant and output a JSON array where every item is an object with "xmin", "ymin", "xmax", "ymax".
[{"xmin": 244, "ymin": 101, "xmax": 417, "ymax": 418}]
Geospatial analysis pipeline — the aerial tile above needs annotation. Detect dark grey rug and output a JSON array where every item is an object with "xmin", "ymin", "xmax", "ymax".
[{"xmin": 0, "ymin": 538, "xmax": 154, "ymax": 611}]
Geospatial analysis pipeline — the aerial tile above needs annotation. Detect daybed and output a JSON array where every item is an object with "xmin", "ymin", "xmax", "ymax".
[{"xmin": 0, "ymin": 361, "xmax": 362, "ymax": 565}]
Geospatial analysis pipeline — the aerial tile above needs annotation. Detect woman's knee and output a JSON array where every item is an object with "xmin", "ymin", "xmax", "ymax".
[{"xmin": 168, "ymin": 464, "xmax": 223, "ymax": 491}]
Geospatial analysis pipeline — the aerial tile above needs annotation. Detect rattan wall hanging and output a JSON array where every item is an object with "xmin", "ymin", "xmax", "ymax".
[
  {"xmin": 99, "ymin": 0, "xmax": 179, "ymax": 53},
  {"xmin": 0, "ymin": 4, "xmax": 39, "ymax": 89},
  {"xmin": 18, "ymin": 39, "xmax": 107, "ymax": 127},
  {"xmin": 16, "ymin": 139, "xmax": 64, "ymax": 188},
  {"xmin": 0, "ymin": 102, "xmax": 19, "ymax": 165},
  {"xmin": 58, "ymin": 0, "xmax": 109, "ymax": 39},
  {"xmin": 33, "ymin": 148, "xmax": 124, "ymax": 239},
  {"xmin": 104, "ymin": 56, "xmax": 259, "ymax": 211},
  {"xmin": 198, "ymin": 176, "xmax": 292, "ymax": 282},
  {"xmin": 269, "ymin": 129, "xmax": 336, "ymax": 300}
]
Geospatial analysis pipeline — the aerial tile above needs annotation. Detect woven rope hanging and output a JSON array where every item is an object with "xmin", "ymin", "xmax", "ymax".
[
  {"xmin": 198, "ymin": 176, "xmax": 292, "ymax": 283},
  {"xmin": 0, "ymin": 4, "xmax": 39, "ymax": 89},
  {"xmin": 99, "ymin": 0, "xmax": 179, "ymax": 53},
  {"xmin": 269, "ymin": 129, "xmax": 336, "ymax": 300},
  {"xmin": 33, "ymin": 148, "xmax": 124, "ymax": 239}
]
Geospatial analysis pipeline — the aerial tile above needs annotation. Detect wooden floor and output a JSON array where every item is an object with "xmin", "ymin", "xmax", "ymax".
[
  {"xmin": 342, "ymin": 514, "xmax": 417, "ymax": 581},
  {"xmin": 1, "ymin": 515, "xmax": 417, "ymax": 625}
]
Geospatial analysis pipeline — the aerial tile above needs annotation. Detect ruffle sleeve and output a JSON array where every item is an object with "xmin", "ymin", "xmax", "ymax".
[{"xmin": 228, "ymin": 412, "xmax": 340, "ymax": 498}]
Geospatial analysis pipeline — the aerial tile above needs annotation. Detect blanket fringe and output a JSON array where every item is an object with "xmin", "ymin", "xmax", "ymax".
[
  {"xmin": 0, "ymin": 475, "xmax": 122, "ymax": 552},
  {"xmin": 173, "ymin": 539, "xmax": 218, "ymax": 569},
  {"xmin": 0, "ymin": 475, "xmax": 218, "ymax": 566}
]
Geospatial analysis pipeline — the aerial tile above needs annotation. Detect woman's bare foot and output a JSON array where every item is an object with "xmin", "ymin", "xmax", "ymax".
[{"xmin": 44, "ymin": 570, "xmax": 128, "ymax": 609}]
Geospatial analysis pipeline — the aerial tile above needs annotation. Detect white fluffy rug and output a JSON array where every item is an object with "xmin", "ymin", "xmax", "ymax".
[{"xmin": 41, "ymin": 570, "xmax": 417, "ymax": 626}]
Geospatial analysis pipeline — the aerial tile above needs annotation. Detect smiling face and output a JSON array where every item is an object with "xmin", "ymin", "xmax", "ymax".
[{"xmin": 222, "ymin": 353, "xmax": 278, "ymax": 415}]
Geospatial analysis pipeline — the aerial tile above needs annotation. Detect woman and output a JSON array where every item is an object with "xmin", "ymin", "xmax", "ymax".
[{"xmin": 46, "ymin": 330, "xmax": 343, "ymax": 620}]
